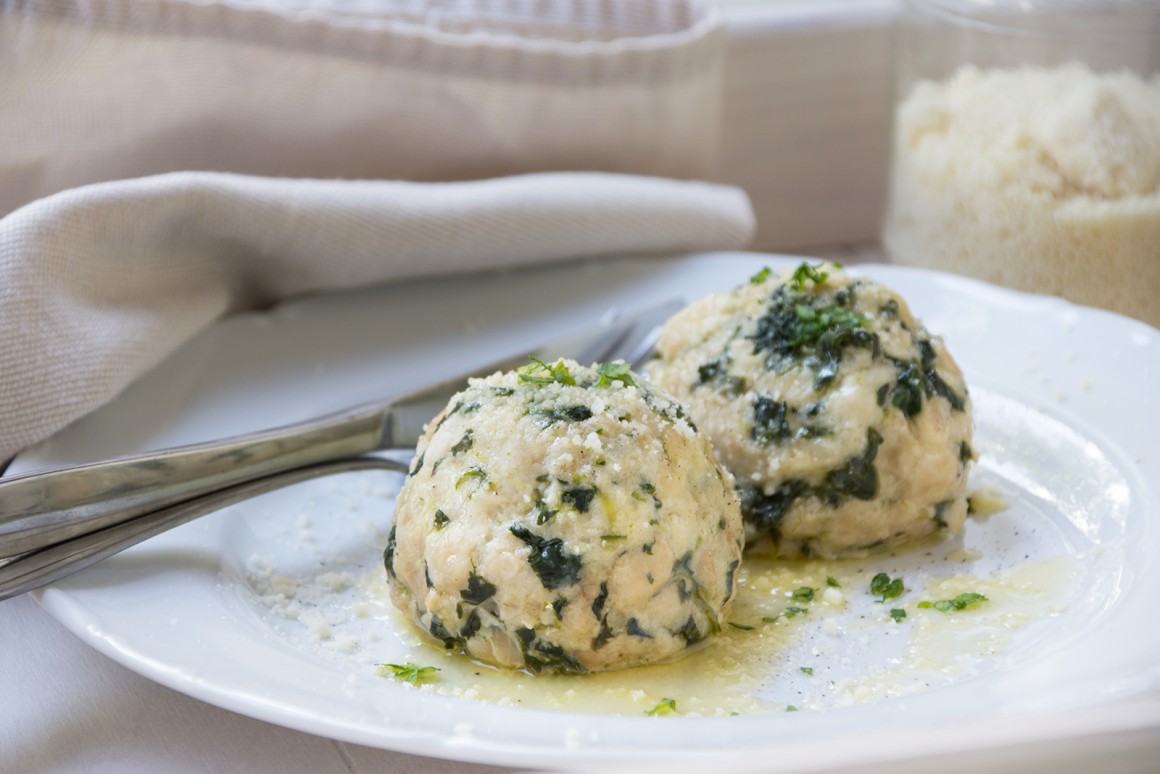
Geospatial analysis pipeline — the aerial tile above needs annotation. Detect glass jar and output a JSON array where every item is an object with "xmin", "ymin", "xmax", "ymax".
[{"xmin": 882, "ymin": 0, "xmax": 1160, "ymax": 327}]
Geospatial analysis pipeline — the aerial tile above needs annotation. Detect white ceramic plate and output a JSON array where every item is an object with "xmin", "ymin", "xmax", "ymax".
[{"xmin": 15, "ymin": 253, "xmax": 1160, "ymax": 769}]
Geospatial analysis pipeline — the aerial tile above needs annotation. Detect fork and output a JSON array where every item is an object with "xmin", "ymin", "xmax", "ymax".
[{"xmin": 0, "ymin": 299, "xmax": 678, "ymax": 600}]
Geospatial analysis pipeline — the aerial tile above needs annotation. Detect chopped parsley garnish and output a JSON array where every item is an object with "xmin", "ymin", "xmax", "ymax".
[
  {"xmin": 789, "ymin": 303, "xmax": 863, "ymax": 348},
  {"xmin": 800, "ymin": 666, "xmax": 814, "ymax": 676},
  {"xmin": 518, "ymin": 357, "xmax": 576, "ymax": 386},
  {"xmin": 749, "ymin": 266, "xmax": 773, "ymax": 285},
  {"xmin": 433, "ymin": 509, "xmax": 449, "ymax": 529},
  {"xmin": 785, "ymin": 705, "xmax": 799, "ymax": 712},
  {"xmin": 595, "ymin": 361, "xmax": 635, "ymax": 387},
  {"xmin": 825, "ymin": 576, "xmax": 841, "ymax": 588},
  {"xmin": 646, "ymin": 698, "xmax": 678, "ymax": 716},
  {"xmin": 869, "ymin": 572, "xmax": 906, "ymax": 602},
  {"xmin": 889, "ymin": 608, "xmax": 907, "ymax": 622},
  {"xmin": 788, "ymin": 261, "xmax": 832, "ymax": 290},
  {"xmin": 749, "ymin": 279, "xmax": 876, "ymax": 391},
  {"xmin": 918, "ymin": 592, "xmax": 988, "ymax": 612},
  {"xmin": 728, "ymin": 621, "xmax": 756, "ymax": 631},
  {"xmin": 763, "ymin": 606, "xmax": 808, "ymax": 622},
  {"xmin": 790, "ymin": 587, "xmax": 815, "ymax": 603},
  {"xmin": 379, "ymin": 662, "xmax": 440, "ymax": 685}
]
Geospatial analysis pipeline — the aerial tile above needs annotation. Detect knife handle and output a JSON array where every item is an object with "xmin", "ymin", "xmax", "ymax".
[
  {"xmin": 0, "ymin": 402, "xmax": 394, "ymax": 559},
  {"xmin": 0, "ymin": 455, "xmax": 408, "ymax": 602}
]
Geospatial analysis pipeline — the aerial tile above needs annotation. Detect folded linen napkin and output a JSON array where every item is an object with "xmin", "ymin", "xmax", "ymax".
[
  {"xmin": 1, "ymin": 0, "xmax": 725, "ymax": 219},
  {"xmin": 0, "ymin": 171, "xmax": 754, "ymax": 462}
]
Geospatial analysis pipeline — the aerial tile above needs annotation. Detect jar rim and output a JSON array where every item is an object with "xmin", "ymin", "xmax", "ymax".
[{"xmin": 904, "ymin": 0, "xmax": 1160, "ymax": 40}]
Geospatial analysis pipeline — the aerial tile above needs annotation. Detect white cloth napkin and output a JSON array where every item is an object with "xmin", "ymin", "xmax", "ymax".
[
  {"xmin": 0, "ymin": 171, "xmax": 754, "ymax": 462},
  {"xmin": 1, "ymin": 0, "xmax": 726, "ymax": 220},
  {"xmin": 0, "ymin": 0, "xmax": 749, "ymax": 462}
]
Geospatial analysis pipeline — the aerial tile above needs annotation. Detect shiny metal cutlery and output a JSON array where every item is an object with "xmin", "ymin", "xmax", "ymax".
[{"xmin": 0, "ymin": 299, "xmax": 680, "ymax": 600}]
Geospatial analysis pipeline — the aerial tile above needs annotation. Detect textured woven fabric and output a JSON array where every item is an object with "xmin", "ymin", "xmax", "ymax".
[
  {"xmin": 0, "ymin": 0, "xmax": 744, "ymax": 461},
  {"xmin": 0, "ymin": 171, "xmax": 754, "ymax": 460},
  {"xmin": 0, "ymin": 0, "xmax": 726, "ymax": 219}
]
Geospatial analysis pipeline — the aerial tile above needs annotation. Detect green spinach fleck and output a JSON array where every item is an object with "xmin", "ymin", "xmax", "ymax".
[
  {"xmin": 515, "ymin": 628, "xmax": 586, "ymax": 674},
  {"xmin": 632, "ymin": 481, "xmax": 663, "ymax": 510},
  {"xmin": 738, "ymin": 480, "xmax": 808, "ymax": 543},
  {"xmin": 460, "ymin": 608, "xmax": 482, "ymax": 639},
  {"xmin": 918, "ymin": 340, "xmax": 966, "ymax": 410},
  {"xmin": 751, "ymin": 396, "xmax": 791, "ymax": 445},
  {"xmin": 450, "ymin": 430, "xmax": 474, "ymax": 455},
  {"xmin": 960, "ymin": 441, "xmax": 974, "ymax": 463},
  {"xmin": 626, "ymin": 618, "xmax": 653, "ymax": 638},
  {"xmin": 933, "ymin": 498, "xmax": 954, "ymax": 527},
  {"xmin": 460, "ymin": 572, "xmax": 497, "ymax": 604},
  {"xmin": 591, "ymin": 581, "xmax": 609, "ymax": 619},
  {"xmin": 696, "ymin": 353, "xmax": 746, "ymax": 395},
  {"xmin": 749, "ymin": 282, "xmax": 876, "ymax": 390},
  {"xmin": 427, "ymin": 615, "xmax": 465, "ymax": 650},
  {"xmin": 534, "ymin": 498, "xmax": 557, "ymax": 526},
  {"xmin": 382, "ymin": 525, "xmax": 398, "ymax": 578},
  {"xmin": 823, "ymin": 428, "xmax": 882, "ymax": 502},
  {"xmin": 535, "ymin": 404, "xmax": 594, "ymax": 424},
  {"xmin": 560, "ymin": 485, "xmax": 597, "ymax": 513},
  {"xmin": 674, "ymin": 616, "xmax": 705, "ymax": 646},
  {"xmin": 510, "ymin": 525, "xmax": 582, "ymax": 589}
]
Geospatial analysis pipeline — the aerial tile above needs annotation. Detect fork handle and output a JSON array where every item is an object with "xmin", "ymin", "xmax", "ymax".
[
  {"xmin": 0, "ymin": 455, "xmax": 408, "ymax": 602},
  {"xmin": 0, "ymin": 402, "xmax": 394, "ymax": 559}
]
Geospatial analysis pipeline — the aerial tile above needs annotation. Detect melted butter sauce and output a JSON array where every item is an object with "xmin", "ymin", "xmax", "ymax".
[{"xmin": 363, "ymin": 532, "xmax": 1084, "ymax": 717}]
